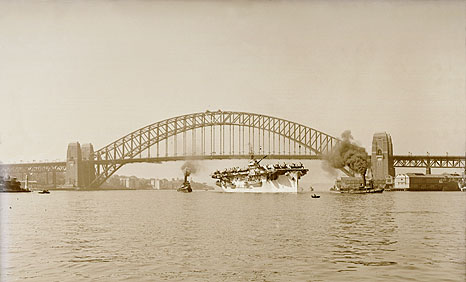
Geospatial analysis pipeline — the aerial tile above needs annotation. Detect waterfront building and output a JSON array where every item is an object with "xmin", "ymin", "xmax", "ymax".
[{"xmin": 394, "ymin": 173, "xmax": 461, "ymax": 191}]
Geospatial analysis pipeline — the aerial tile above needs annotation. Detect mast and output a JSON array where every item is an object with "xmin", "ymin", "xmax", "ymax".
[{"xmin": 257, "ymin": 155, "xmax": 268, "ymax": 164}]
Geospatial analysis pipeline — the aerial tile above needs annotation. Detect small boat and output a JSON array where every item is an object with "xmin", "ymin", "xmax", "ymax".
[
  {"xmin": 311, "ymin": 194, "xmax": 320, "ymax": 198},
  {"xmin": 38, "ymin": 190, "xmax": 50, "ymax": 194}
]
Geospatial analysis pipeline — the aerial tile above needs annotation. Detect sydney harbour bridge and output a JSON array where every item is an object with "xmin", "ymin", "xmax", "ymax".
[{"xmin": 1, "ymin": 110, "xmax": 464, "ymax": 188}]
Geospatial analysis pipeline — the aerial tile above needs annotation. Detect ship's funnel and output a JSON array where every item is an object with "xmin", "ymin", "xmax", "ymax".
[{"xmin": 184, "ymin": 169, "xmax": 190, "ymax": 183}]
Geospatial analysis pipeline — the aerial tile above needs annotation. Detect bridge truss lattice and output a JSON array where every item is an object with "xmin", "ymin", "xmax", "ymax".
[{"xmin": 91, "ymin": 110, "xmax": 340, "ymax": 187}]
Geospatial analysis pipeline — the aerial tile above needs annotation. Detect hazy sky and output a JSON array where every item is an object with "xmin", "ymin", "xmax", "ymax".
[{"xmin": 1, "ymin": 1, "xmax": 465, "ymax": 185}]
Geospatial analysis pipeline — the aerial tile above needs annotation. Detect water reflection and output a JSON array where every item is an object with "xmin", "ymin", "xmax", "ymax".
[
  {"xmin": 2, "ymin": 191, "xmax": 465, "ymax": 282},
  {"xmin": 326, "ymin": 194, "xmax": 398, "ymax": 270}
]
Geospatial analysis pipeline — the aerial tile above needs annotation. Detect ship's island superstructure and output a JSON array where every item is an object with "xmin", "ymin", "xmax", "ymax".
[{"xmin": 211, "ymin": 156, "xmax": 308, "ymax": 193}]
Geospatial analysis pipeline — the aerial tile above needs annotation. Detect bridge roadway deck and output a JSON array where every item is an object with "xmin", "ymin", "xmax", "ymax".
[
  {"xmin": 94, "ymin": 154, "xmax": 321, "ymax": 164},
  {"xmin": 393, "ymin": 155, "xmax": 465, "ymax": 168},
  {"xmin": 1, "ymin": 155, "xmax": 464, "ymax": 171},
  {"xmin": 0, "ymin": 161, "xmax": 67, "ymax": 173}
]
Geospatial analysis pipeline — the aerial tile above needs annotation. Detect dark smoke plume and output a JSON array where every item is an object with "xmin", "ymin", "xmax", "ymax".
[
  {"xmin": 321, "ymin": 160, "xmax": 339, "ymax": 178},
  {"xmin": 324, "ymin": 130, "xmax": 370, "ymax": 183},
  {"xmin": 181, "ymin": 161, "xmax": 200, "ymax": 176}
]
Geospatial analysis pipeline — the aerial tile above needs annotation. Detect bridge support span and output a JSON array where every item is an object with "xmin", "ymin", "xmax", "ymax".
[
  {"xmin": 371, "ymin": 132, "xmax": 395, "ymax": 181},
  {"xmin": 65, "ymin": 142, "xmax": 96, "ymax": 188},
  {"xmin": 393, "ymin": 155, "xmax": 465, "ymax": 172}
]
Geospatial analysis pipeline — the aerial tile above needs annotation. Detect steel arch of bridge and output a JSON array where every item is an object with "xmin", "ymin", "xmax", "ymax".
[{"xmin": 91, "ymin": 110, "xmax": 340, "ymax": 187}]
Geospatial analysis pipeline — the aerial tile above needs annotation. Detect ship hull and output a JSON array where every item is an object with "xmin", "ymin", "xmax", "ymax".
[
  {"xmin": 1, "ymin": 189, "xmax": 31, "ymax": 193},
  {"xmin": 0, "ymin": 181, "xmax": 31, "ymax": 193},
  {"xmin": 339, "ymin": 188, "xmax": 384, "ymax": 194},
  {"xmin": 177, "ymin": 187, "xmax": 192, "ymax": 193},
  {"xmin": 218, "ymin": 173, "xmax": 302, "ymax": 193}
]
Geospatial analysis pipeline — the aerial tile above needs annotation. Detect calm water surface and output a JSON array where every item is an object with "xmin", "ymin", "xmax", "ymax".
[{"xmin": 1, "ymin": 190, "xmax": 465, "ymax": 281}]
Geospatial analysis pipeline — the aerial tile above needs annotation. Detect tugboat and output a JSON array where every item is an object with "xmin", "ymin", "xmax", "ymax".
[
  {"xmin": 333, "ymin": 175, "xmax": 384, "ymax": 194},
  {"xmin": 311, "ymin": 194, "xmax": 320, "ymax": 198},
  {"xmin": 177, "ymin": 170, "xmax": 193, "ymax": 193},
  {"xmin": 0, "ymin": 176, "xmax": 31, "ymax": 193},
  {"xmin": 339, "ymin": 181, "xmax": 384, "ymax": 194},
  {"xmin": 38, "ymin": 190, "xmax": 50, "ymax": 194}
]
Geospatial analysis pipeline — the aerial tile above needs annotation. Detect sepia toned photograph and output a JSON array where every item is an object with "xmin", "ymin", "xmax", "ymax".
[{"xmin": 1, "ymin": 1, "xmax": 465, "ymax": 281}]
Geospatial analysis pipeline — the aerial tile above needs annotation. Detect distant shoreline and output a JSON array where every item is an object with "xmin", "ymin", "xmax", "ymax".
[{"xmin": 29, "ymin": 187, "xmax": 214, "ymax": 192}]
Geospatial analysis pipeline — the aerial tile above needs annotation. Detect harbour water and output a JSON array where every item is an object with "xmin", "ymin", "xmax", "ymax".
[{"xmin": 1, "ymin": 190, "xmax": 465, "ymax": 281}]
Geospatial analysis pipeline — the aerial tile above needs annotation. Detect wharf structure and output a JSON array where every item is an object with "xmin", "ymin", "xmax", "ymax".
[
  {"xmin": 335, "ymin": 132, "xmax": 464, "ymax": 191},
  {"xmin": 394, "ymin": 173, "xmax": 462, "ymax": 191}
]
